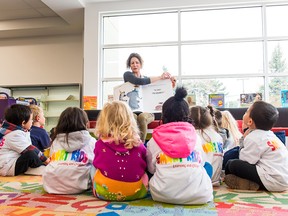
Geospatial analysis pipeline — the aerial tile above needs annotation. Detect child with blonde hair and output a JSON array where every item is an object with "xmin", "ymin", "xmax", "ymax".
[
  {"xmin": 221, "ymin": 110, "xmax": 243, "ymax": 149},
  {"xmin": 92, "ymin": 101, "xmax": 148, "ymax": 201},
  {"xmin": 29, "ymin": 105, "xmax": 50, "ymax": 152},
  {"xmin": 42, "ymin": 107, "xmax": 96, "ymax": 194}
]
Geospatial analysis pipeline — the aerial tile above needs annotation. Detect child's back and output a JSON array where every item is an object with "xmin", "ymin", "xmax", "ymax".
[
  {"xmin": 92, "ymin": 101, "xmax": 148, "ymax": 201},
  {"xmin": 42, "ymin": 107, "xmax": 96, "ymax": 194},
  {"xmin": 147, "ymin": 87, "xmax": 213, "ymax": 205},
  {"xmin": 190, "ymin": 106, "xmax": 224, "ymax": 186}
]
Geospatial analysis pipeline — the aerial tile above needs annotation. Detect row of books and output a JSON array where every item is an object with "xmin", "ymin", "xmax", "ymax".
[{"xmin": 82, "ymin": 81, "xmax": 288, "ymax": 110}]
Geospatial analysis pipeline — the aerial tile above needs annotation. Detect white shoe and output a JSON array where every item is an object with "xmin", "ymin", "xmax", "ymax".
[{"xmin": 24, "ymin": 166, "xmax": 46, "ymax": 176}]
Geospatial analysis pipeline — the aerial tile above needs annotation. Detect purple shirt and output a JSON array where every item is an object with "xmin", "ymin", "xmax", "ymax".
[{"xmin": 93, "ymin": 139, "xmax": 147, "ymax": 182}]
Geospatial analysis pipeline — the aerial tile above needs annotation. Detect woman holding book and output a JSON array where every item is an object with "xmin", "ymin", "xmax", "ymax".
[{"xmin": 123, "ymin": 53, "xmax": 175, "ymax": 142}]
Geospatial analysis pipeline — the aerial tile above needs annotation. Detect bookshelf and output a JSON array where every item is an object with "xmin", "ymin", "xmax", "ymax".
[{"xmin": 5, "ymin": 84, "xmax": 81, "ymax": 132}]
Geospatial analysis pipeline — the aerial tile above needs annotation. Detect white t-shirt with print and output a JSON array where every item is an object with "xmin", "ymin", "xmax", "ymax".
[{"xmin": 0, "ymin": 130, "xmax": 31, "ymax": 176}]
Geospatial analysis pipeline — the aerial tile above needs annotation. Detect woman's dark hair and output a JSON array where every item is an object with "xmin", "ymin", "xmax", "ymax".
[
  {"xmin": 162, "ymin": 86, "xmax": 191, "ymax": 124},
  {"xmin": 5, "ymin": 104, "xmax": 32, "ymax": 126},
  {"xmin": 249, "ymin": 100, "xmax": 278, "ymax": 130},
  {"xmin": 126, "ymin": 53, "xmax": 143, "ymax": 68},
  {"xmin": 51, "ymin": 107, "xmax": 89, "ymax": 143}
]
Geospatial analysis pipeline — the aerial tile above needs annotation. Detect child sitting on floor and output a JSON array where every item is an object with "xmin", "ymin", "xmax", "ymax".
[
  {"xmin": 147, "ymin": 87, "xmax": 213, "ymax": 205},
  {"xmin": 225, "ymin": 101, "xmax": 288, "ymax": 191},
  {"xmin": 221, "ymin": 110, "xmax": 242, "ymax": 149},
  {"xmin": 209, "ymin": 106, "xmax": 233, "ymax": 152},
  {"xmin": 190, "ymin": 105, "xmax": 224, "ymax": 186},
  {"xmin": 29, "ymin": 105, "xmax": 51, "ymax": 152},
  {"xmin": 42, "ymin": 107, "xmax": 96, "ymax": 194},
  {"xmin": 92, "ymin": 101, "xmax": 148, "ymax": 201},
  {"xmin": 0, "ymin": 104, "xmax": 50, "ymax": 176}
]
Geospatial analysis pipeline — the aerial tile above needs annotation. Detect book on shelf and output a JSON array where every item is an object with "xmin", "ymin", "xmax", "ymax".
[
  {"xmin": 113, "ymin": 79, "xmax": 173, "ymax": 113},
  {"xmin": 83, "ymin": 96, "xmax": 97, "ymax": 110},
  {"xmin": 281, "ymin": 90, "xmax": 288, "ymax": 107},
  {"xmin": 240, "ymin": 93, "xmax": 262, "ymax": 107},
  {"xmin": 208, "ymin": 94, "xmax": 225, "ymax": 108}
]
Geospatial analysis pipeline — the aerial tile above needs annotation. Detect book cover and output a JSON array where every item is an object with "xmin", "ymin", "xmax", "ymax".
[
  {"xmin": 240, "ymin": 93, "xmax": 262, "ymax": 107},
  {"xmin": 209, "ymin": 94, "xmax": 224, "ymax": 108},
  {"xmin": 281, "ymin": 90, "xmax": 288, "ymax": 107},
  {"xmin": 83, "ymin": 96, "xmax": 97, "ymax": 110},
  {"xmin": 113, "ymin": 79, "xmax": 173, "ymax": 113}
]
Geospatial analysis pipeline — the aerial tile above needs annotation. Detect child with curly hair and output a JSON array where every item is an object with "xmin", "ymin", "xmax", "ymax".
[{"xmin": 92, "ymin": 101, "xmax": 148, "ymax": 201}]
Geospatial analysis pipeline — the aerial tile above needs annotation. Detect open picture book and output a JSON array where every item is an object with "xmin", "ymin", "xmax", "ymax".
[{"xmin": 113, "ymin": 79, "xmax": 173, "ymax": 113}]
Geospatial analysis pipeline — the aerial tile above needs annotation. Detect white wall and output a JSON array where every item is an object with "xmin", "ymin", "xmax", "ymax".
[{"xmin": 0, "ymin": 34, "xmax": 83, "ymax": 86}]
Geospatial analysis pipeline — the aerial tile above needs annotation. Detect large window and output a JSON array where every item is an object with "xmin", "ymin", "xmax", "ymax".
[
  {"xmin": 181, "ymin": 42, "xmax": 263, "ymax": 76},
  {"xmin": 181, "ymin": 7, "xmax": 262, "ymax": 40},
  {"xmin": 100, "ymin": 4, "xmax": 288, "ymax": 108}
]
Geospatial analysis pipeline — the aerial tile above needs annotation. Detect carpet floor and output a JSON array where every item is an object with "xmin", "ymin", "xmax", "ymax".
[{"xmin": 0, "ymin": 175, "xmax": 288, "ymax": 216}]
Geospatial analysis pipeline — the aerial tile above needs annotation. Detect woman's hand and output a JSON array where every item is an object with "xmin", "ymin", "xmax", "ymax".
[
  {"xmin": 160, "ymin": 72, "xmax": 171, "ymax": 79},
  {"xmin": 171, "ymin": 76, "xmax": 176, "ymax": 88}
]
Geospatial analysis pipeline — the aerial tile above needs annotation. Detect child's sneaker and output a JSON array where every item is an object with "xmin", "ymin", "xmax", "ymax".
[
  {"xmin": 24, "ymin": 166, "xmax": 46, "ymax": 176},
  {"xmin": 224, "ymin": 174, "xmax": 259, "ymax": 191}
]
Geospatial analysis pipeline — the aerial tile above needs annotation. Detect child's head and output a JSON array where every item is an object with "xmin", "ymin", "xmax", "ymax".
[
  {"xmin": 29, "ymin": 105, "xmax": 45, "ymax": 127},
  {"xmin": 95, "ymin": 101, "xmax": 140, "ymax": 149},
  {"xmin": 162, "ymin": 86, "xmax": 190, "ymax": 124},
  {"xmin": 207, "ymin": 105, "xmax": 221, "ymax": 132},
  {"xmin": 5, "ymin": 104, "xmax": 33, "ymax": 130},
  {"xmin": 189, "ymin": 106, "xmax": 213, "ymax": 130},
  {"xmin": 221, "ymin": 110, "xmax": 243, "ymax": 142},
  {"xmin": 243, "ymin": 100, "xmax": 278, "ymax": 131},
  {"xmin": 221, "ymin": 110, "xmax": 240, "ymax": 132},
  {"xmin": 51, "ymin": 107, "xmax": 89, "ymax": 142}
]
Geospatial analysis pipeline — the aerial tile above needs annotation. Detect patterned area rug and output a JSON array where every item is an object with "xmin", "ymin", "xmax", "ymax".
[{"xmin": 0, "ymin": 175, "xmax": 287, "ymax": 216}]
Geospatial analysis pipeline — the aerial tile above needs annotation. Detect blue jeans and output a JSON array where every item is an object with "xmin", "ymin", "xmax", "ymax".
[
  {"xmin": 274, "ymin": 131, "xmax": 286, "ymax": 145},
  {"xmin": 222, "ymin": 146, "xmax": 240, "ymax": 170}
]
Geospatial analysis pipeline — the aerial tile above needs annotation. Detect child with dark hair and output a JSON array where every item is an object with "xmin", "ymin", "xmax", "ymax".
[
  {"xmin": 147, "ymin": 87, "xmax": 213, "ymax": 205},
  {"xmin": 208, "ymin": 105, "xmax": 232, "ymax": 151},
  {"xmin": 225, "ymin": 101, "xmax": 288, "ymax": 191},
  {"xmin": 0, "ymin": 104, "xmax": 50, "ymax": 176},
  {"xmin": 43, "ymin": 107, "xmax": 96, "ymax": 194},
  {"xmin": 189, "ymin": 105, "xmax": 224, "ymax": 186}
]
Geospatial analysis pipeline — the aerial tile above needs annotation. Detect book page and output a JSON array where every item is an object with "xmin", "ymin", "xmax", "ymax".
[
  {"xmin": 142, "ymin": 79, "xmax": 173, "ymax": 113},
  {"xmin": 113, "ymin": 82, "xmax": 143, "ymax": 112},
  {"xmin": 113, "ymin": 80, "xmax": 173, "ymax": 113}
]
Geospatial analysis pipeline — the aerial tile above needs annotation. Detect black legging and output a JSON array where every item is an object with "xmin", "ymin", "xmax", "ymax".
[
  {"xmin": 225, "ymin": 159, "xmax": 267, "ymax": 190},
  {"xmin": 15, "ymin": 150, "xmax": 43, "ymax": 175}
]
